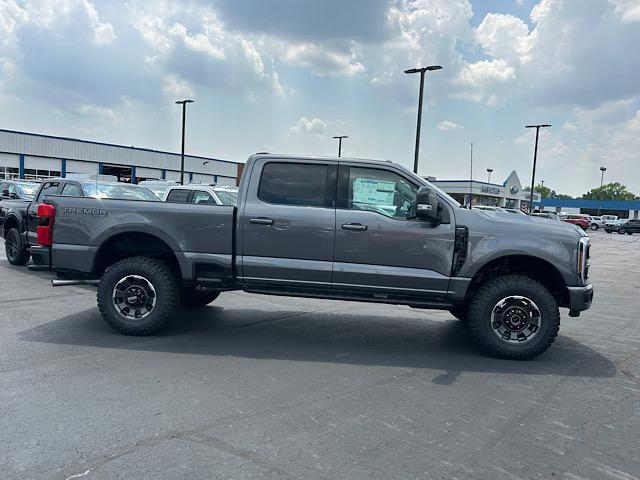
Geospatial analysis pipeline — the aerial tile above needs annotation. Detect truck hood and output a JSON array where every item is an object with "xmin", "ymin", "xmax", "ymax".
[{"xmin": 455, "ymin": 208, "xmax": 585, "ymax": 241}]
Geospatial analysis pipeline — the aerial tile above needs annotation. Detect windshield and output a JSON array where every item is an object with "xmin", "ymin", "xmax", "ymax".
[
  {"xmin": 214, "ymin": 189, "xmax": 238, "ymax": 205},
  {"xmin": 82, "ymin": 183, "xmax": 160, "ymax": 201},
  {"xmin": 16, "ymin": 182, "xmax": 40, "ymax": 198}
]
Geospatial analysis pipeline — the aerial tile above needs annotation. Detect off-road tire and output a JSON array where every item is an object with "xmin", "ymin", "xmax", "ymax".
[
  {"xmin": 467, "ymin": 275, "xmax": 560, "ymax": 360},
  {"xmin": 181, "ymin": 288, "xmax": 220, "ymax": 307},
  {"xmin": 97, "ymin": 257, "xmax": 180, "ymax": 335},
  {"xmin": 448, "ymin": 304, "xmax": 468, "ymax": 322},
  {"xmin": 5, "ymin": 228, "xmax": 30, "ymax": 265}
]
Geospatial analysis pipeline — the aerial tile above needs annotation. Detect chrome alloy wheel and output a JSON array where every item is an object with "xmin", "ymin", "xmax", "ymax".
[
  {"xmin": 490, "ymin": 296, "xmax": 541, "ymax": 344},
  {"xmin": 112, "ymin": 275, "xmax": 157, "ymax": 320}
]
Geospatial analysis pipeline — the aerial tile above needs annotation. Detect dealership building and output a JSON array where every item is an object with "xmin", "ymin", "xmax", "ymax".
[
  {"xmin": 0, "ymin": 129, "xmax": 240, "ymax": 185},
  {"xmin": 430, "ymin": 170, "xmax": 540, "ymax": 213}
]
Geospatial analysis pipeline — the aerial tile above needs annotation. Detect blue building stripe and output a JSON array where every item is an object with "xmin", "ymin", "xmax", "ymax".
[
  {"xmin": 161, "ymin": 169, "xmax": 166, "ymax": 180},
  {"xmin": 19, "ymin": 154, "xmax": 24, "ymax": 179},
  {"xmin": 131, "ymin": 166, "xmax": 136, "ymax": 184},
  {"xmin": 98, "ymin": 162, "xmax": 104, "ymax": 175},
  {"xmin": 536, "ymin": 198, "xmax": 640, "ymax": 210},
  {"xmin": 189, "ymin": 172, "xmax": 193, "ymax": 182},
  {"xmin": 61, "ymin": 159, "xmax": 66, "ymax": 178}
]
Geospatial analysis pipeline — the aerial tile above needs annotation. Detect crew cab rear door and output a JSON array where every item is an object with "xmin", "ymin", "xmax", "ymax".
[
  {"xmin": 332, "ymin": 163, "xmax": 455, "ymax": 299},
  {"xmin": 239, "ymin": 158, "xmax": 337, "ymax": 287},
  {"xmin": 26, "ymin": 181, "xmax": 61, "ymax": 245}
]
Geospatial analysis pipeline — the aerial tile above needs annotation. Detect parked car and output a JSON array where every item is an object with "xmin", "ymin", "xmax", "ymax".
[
  {"xmin": 0, "ymin": 180, "xmax": 40, "ymax": 203},
  {"xmin": 588, "ymin": 216, "xmax": 606, "ymax": 230},
  {"xmin": 531, "ymin": 212, "xmax": 562, "ymax": 221},
  {"xmin": 561, "ymin": 214, "xmax": 591, "ymax": 230},
  {"xmin": 503, "ymin": 208, "xmax": 527, "ymax": 215},
  {"xmin": 137, "ymin": 180, "xmax": 179, "ymax": 199},
  {"xmin": 42, "ymin": 154, "xmax": 592, "ymax": 360},
  {"xmin": 601, "ymin": 215, "xmax": 618, "ymax": 223},
  {"xmin": 0, "ymin": 177, "xmax": 158, "ymax": 266},
  {"xmin": 163, "ymin": 184, "xmax": 239, "ymax": 205},
  {"xmin": 604, "ymin": 219, "xmax": 627, "ymax": 233},
  {"xmin": 617, "ymin": 219, "xmax": 640, "ymax": 235}
]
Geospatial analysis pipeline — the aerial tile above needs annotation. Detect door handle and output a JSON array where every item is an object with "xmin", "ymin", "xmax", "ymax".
[
  {"xmin": 341, "ymin": 223, "xmax": 367, "ymax": 231},
  {"xmin": 249, "ymin": 217, "xmax": 274, "ymax": 226}
]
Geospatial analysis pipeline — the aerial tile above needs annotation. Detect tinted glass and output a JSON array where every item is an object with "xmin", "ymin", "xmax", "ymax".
[
  {"xmin": 36, "ymin": 182, "xmax": 59, "ymax": 201},
  {"xmin": 192, "ymin": 191, "xmax": 215, "ymax": 205},
  {"xmin": 347, "ymin": 167, "xmax": 418, "ymax": 219},
  {"xmin": 82, "ymin": 183, "xmax": 159, "ymax": 201},
  {"xmin": 214, "ymin": 190, "xmax": 238, "ymax": 205},
  {"xmin": 258, "ymin": 162, "xmax": 328, "ymax": 207},
  {"xmin": 61, "ymin": 183, "xmax": 83, "ymax": 196},
  {"xmin": 166, "ymin": 189, "xmax": 191, "ymax": 203}
]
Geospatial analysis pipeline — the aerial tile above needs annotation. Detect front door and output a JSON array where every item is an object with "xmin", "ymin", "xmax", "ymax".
[
  {"xmin": 333, "ymin": 164, "xmax": 455, "ymax": 298},
  {"xmin": 240, "ymin": 159, "xmax": 337, "ymax": 287}
]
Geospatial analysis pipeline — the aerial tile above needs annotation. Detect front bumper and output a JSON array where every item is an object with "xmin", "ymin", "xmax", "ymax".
[{"xmin": 567, "ymin": 284, "xmax": 593, "ymax": 316}]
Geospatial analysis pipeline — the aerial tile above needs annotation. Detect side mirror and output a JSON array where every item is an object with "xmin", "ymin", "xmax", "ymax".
[
  {"xmin": 1, "ymin": 189, "xmax": 9, "ymax": 197},
  {"xmin": 10, "ymin": 192, "xmax": 18, "ymax": 199},
  {"xmin": 414, "ymin": 186, "xmax": 440, "ymax": 222}
]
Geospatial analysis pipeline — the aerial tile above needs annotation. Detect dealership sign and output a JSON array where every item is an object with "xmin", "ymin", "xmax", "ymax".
[{"xmin": 480, "ymin": 185, "xmax": 501, "ymax": 195}]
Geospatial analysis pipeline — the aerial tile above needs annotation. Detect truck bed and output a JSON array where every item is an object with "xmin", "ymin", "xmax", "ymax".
[{"xmin": 46, "ymin": 196, "xmax": 236, "ymax": 284}]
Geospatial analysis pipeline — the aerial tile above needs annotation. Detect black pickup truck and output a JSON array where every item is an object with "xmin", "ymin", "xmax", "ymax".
[{"xmin": 0, "ymin": 178, "xmax": 158, "ymax": 265}]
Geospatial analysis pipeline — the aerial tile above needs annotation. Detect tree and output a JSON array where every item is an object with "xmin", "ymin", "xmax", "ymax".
[
  {"xmin": 582, "ymin": 182, "xmax": 637, "ymax": 201},
  {"xmin": 523, "ymin": 183, "xmax": 572, "ymax": 199}
]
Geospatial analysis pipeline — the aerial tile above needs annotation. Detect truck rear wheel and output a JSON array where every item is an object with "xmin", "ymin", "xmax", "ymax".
[
  {"xmin": 97, "ymin": 257, "xmax": 180, "ymax": 336},
  {"xmin": 181, "ymin": 287, "xmax": 220, "ymax": 307},
  {"xmin": 467, "ymin": 275, "xmax": 560, "ymax": 360},
  {"xmin": 5, "ymin": 228, "xmax": 30, "ymax": 265}
]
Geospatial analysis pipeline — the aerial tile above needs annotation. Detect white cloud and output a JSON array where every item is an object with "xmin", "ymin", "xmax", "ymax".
[
  {"xmin": 168, "ymin": 22, "xmax": 225, "ymax": 59},
  {"xmin": 289, "ymin": 117, "xmax": 328, "ymax": 136},
  {"xmin": 282, "ymin": 42, "xmax": 365, "ymax": 76},
  {"xmin": 609, "ymin": 0, "xmax": 640, "ymax": 22},
  {"xmin": 162, "ymin": 74, "xmax": 194, "ymax": 99},
  {"xmin": 75, "ymin": 103, "xmax": 122, "ymax": 123},
  {"xmin": 475, "ymin": 13, "xmax": 531, "ymax": 63},
  {"xmin": 438, "ymin": 120, "xmax": 462, "ymax": 130}
]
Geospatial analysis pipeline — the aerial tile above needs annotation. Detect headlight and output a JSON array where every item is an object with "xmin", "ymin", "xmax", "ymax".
[{"xmin": 578, "ymin": 237, "xmax": 590, "ymax": 283}]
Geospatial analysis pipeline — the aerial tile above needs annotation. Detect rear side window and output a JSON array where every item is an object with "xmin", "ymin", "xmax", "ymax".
[
  {"xmin": 36, "ymin": 182, "xmax": 59, "ymax": 202},
  {"xmin": 258, "ymin": 162, "xmax": 328, "ymax": 207},
  {"xmin": 192, "ymin": 190, "xmax": 216, "ymax": 205},
  {"xmin": 60, "ymin": 183, "xmax": 82, "ymax": 196},
  {"xmin": 166, "ymin": 189, "xmax": 191, "ymax": 203}
]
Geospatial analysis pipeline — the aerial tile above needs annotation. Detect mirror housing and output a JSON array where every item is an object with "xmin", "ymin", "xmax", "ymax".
[
  {"xmin": 1, "ymin": 189, "xmax": 9, "ymax": 198},
  {"xmin": 414, "ymin": 186, "xmax": 440, "ymax": 222}
]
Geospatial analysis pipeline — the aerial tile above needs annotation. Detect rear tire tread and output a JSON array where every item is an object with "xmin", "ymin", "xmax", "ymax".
[{"xmin": 97, "ymin": 257, "xmax": 179, "ymax": 336}]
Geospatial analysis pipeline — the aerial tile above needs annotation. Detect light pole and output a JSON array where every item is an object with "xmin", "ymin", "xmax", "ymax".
[
  {"xmin": 525, "ymin": 124, "xmax": 551, "ymax": 213},
  {"xmin": 333, "ymin": 135, "xmax": 348, "ymax": 157},
  {"xmin": 175, "ymin": 99, "xmax": 194, "ymax": 185},
  {"xmin": 540, "ymin": 180, "xmax": 545, "ymax": 187},
  {"xmin": 405, "ymin": 65, "xmax": 442, "ymax": 174},
  {"xmin": 469, "ymin": 142, "xmax": 473, "ymax": 208},
  {"xmin": 598, "ymin": 166, "xmax": 607, "ymax": 215},
  {"xmin": 486, "ymin": 168, "xmax": 493, "ymax": 183}
]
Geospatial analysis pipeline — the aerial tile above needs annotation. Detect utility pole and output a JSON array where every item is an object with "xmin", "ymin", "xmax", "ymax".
[
  {"xmin": 332, "ymin": 136, "xmax": 348, "ymax": 157},
  {"xmin": 405, "ymin": 65, "xmax": 442, "ymax": 174},
  {"xmin": 525, "ymin": 124, "xmax": 551, "ymax": 213},
  {"xmin": 486, "ymin": 168, "xmax": 493, "ymax": 183},
  {"xmin": 598, "ymin": 166, "xmax": 607, "ymax": 216},
  {"xmin": 175, "ymin": 99, "xmax": 194, "ymax": 185},
  {"xmin": 469, "ymin": 142, "xmax": 473, "ymax": 208}
]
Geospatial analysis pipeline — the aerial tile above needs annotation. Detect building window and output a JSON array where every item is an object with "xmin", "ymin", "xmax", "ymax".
[
  {"xmin": 23, "ymin": 168, "xmax": 62, "ymax": 180},
  {"xmin": 0, "ymin": 166, "xmax": 20, "ymax": 179}
]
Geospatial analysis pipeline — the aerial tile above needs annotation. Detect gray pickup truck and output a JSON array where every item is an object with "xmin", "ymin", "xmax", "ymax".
[{"xmin": 41, "ymin": 154, "xmax": 593, "ymax": 359}]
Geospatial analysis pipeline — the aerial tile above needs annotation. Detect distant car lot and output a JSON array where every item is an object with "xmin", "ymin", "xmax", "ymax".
[{"xmin": 0, "ymin": 229, "xmax": 638, "ymax": 480}]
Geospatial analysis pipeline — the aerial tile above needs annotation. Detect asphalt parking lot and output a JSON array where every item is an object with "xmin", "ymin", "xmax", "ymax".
[{"xmin": 1, "ymin": 231, "xmax": 639, "ymax": 480}]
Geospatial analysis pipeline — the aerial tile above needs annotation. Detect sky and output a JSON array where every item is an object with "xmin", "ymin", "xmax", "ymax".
[{"xmin": 1, "ymin": 0, "xmax": 640, "ymax": 197}]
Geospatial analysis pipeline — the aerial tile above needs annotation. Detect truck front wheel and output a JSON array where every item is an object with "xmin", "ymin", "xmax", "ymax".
[
  {"xmin": 467, "ymin": 275, "xmax": 560, "ymax": 360},
  {"xmin": 97, "ymin": 257, "xmax": 180, "ymax": 336}
]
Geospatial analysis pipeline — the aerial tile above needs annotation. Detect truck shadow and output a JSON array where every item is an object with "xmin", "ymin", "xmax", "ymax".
[{"xmin": 17, "ymin": 305, "xmax": 617, "ymax": 379}]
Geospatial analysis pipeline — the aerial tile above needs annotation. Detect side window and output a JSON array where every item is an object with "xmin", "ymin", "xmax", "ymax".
[
  {"xmin": 166, "ymin": 189, "xmax": 191, "ymax": 203},
  {"xmin": 346, "ymin": 167, "xmax": 418, "ymax": 219},
  {"xmin": 8, "ymin": 183, "xmax": 17, "ymax": 195},
  {"xmin": 192, "ymin": 190, "xmax": 215, "ymax": 205},
  {"xmin": 60, "ymin": 183, "xmax": 82, "ymax": 196},
  {"xmin": 258, "ymin": 162, "xmax": 328, "ymax": 207},
  {"xmin": 36, "ymin": 182, "xmax": 59, "ymax": 202}
]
